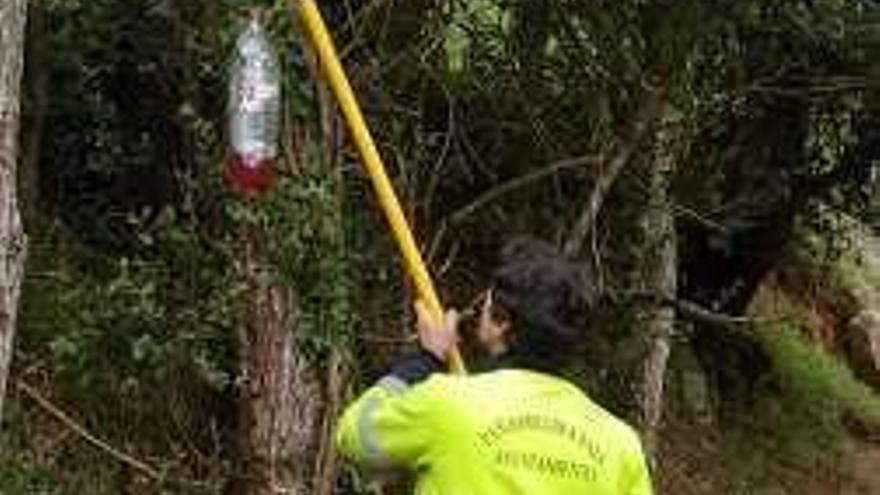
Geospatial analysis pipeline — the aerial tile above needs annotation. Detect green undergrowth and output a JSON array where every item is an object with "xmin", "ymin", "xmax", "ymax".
[
  {"xmin": 662, "ymin": 318, "xmax": 880, "ymax": 495},
  {"xmin": 0, "ymin": 451, "xmax": 116, "ymax": 495},
  {"xmin": 718, "ymin": 322, "xmax": 880, "ymax": 494},
  {"xmin": 2, "ymin": 145, "xmax": 357, "ymax": 493},
  {"xmin": 2, "ymin": 223, "xmax": 235, "ymax": 493},
  {"xmin": 759, "ymin": 323, "xmax": 880, "ymax": 447}
]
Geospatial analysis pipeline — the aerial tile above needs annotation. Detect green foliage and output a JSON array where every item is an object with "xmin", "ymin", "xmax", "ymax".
[
  {"xmin": 688, "ymin": 321, "xmax": 880, "ymax": 495},
  {"xmin": 9, "ymin": 0, "xmax": 880, "ymax": 493},
  {"xmin": 21, "ymin": 225, "xmax": 238, "ymax": 397},
  {"xmin": 0, "ymin": 460, "xmax": 115, "ymax": 495},
  {"xmin": 755, "ymin": 323, "xmax": 880, "ymax": 462},
  {"xmin": 786, "ymin": 214, "xmax": 880, "ymax": 314},
  {"xmin": 443, "ymin": 0, "xmax": 508, "ymax": 77},
  {"xmin": 224, "ymin": 161, "xmax": 354, "ymax": 358},
  {"xmin": 9, "ymin": 2, "xmax": 357, "ymax": 491},
  {"xmin": 0, "ymin": 464, "xmax": 87, "ymax": 495}
]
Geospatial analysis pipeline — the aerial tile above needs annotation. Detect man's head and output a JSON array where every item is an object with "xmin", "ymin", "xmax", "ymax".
[{"xmin": 474, "ymin": 236, "xmax": 596, "ymax": 371}]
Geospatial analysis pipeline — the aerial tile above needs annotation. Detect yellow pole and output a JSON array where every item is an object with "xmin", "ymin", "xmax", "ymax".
[{"xmin": 293, "ymin": 0, "xmax": 465, "ymax": 373}]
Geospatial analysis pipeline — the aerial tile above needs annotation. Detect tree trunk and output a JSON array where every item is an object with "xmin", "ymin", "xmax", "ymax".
[
  {"xmin": 635, "ymin": 105, "xmax": 680, "ymax": 459},
  {"xmin": 309, "ymin": 49, "xmax": 348, "ymax": 495},
  {"xmin": 0, "ymin": 0, "xmax": 29, "ymax": 424},
  {"xmin": 231, "ymin": 231, "xmax": 321, "ymax": 495}
]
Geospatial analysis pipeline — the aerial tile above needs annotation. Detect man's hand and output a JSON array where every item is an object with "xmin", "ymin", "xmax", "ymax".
[{"xmin": 414, "ymin": 300, "xmax": 459, "ymax": 363}]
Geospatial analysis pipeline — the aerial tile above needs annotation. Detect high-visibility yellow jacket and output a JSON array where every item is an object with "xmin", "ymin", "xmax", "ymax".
[{"xmin": 337, "ymin": 365, "xmax": 653, "ymax": 495}]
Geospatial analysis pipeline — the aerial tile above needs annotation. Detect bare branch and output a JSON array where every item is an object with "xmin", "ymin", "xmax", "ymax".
[
  {"xmin": 564, "ymin": 90, "xmax": 665, "ymax": 257},
  {"xmin": 673, "ymin": 203, "xmax": 727, "ymax": 232},
  {"xmin": 16, "ymin": 380, "xmax": 164, "ymax": 480},
  {"xmin": 744, "ymin": 76, "xmax": 875, "ymax": 98},
  {"xmin": 671, "ymin": 299, "xmax": 761, "ymax": 328},
  {"xmin": 617, "ymin": 291, "xmax": 781, "ymax": 329}
]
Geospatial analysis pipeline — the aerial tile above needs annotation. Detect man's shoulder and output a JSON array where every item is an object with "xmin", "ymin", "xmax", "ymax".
[
  {"xmin": 422, "ymin": 368, "xmax": 538, "ymax": 388},
  {"xmin": 418, "ymin": 368, "xmax": 508, "ymax": 391},
  {"xmin": 419, "ymin": 369, "xmax": 588, "ymax": 408},
  {"xmin": 409, "ymin": 369, "xmax": 526, "ymax": 401}
]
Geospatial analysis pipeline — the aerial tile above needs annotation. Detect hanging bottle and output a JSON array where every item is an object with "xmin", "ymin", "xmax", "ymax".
[{"xmin": 224, "ymin": 14, "xmax": 280, "ymax": 197}]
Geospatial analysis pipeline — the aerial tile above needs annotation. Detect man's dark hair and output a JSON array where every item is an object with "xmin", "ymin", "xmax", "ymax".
[{"xmin": 490, "ymin": 236, "xmax": 596, "ymax": 372}]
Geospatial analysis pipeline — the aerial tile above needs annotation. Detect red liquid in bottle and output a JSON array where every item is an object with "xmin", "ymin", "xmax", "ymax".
[{"xmin": 224, "ymin": 153, "xmax": 277, "ymax": 198}]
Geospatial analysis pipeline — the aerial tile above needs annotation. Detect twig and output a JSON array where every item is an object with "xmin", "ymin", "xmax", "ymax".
[
  {"xmin": 673, "ymin": 204, "xmax": 727, "ymax": 233},
  {"xmin": 337, "ymin": 0, "xmax": 396, "ymax": 59},
  {"xmin": 423, "ymin": 83, "xmax": 456, "ymax": 225},
  {"xmin": 437, "ymin": 239, "xmax": 460, "ymax": 277},
  {"xmin": 745, "ymin": 76, "xmax": 873, "ymax": 98},
  {"xmin": 359, "ymin": 333, "xmax": 418, "ymax": 344},
  {"xmin": 564, "ymin": 90, "xmax": 665, "ymax": 257},
  {"xmin": 447, "ymin": 153, "xmax": 603, "ymax": 226},
  {"xmin": 426, "ymin": 221, "xmax": 448, "ymax": 267},
  {"xmin": 16, "ymin": 380, "xmax": 163, "ymax": 480},
  {"xmin": 590, "ymin": 219, "xmax": 605, "ymax": 295},
  {"xmin": 428, "ymin": 153, "xmax": 603, "ymax": 276}
]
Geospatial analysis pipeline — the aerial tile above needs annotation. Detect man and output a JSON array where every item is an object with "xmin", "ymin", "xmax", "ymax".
[{"xmin": 337, "ymin": 237, "xmax": 653, "ymax": 494}]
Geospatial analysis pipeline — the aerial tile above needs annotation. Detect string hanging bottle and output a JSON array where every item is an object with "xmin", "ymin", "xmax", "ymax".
[{"xmin": 225, "ymin": 14, "xmax": 280, "ymax": 197}]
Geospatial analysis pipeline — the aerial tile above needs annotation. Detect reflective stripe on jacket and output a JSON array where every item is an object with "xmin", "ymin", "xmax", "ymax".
[{"xmin": 337, "ymin": 368, "xmax": 653, "ymax": 495}]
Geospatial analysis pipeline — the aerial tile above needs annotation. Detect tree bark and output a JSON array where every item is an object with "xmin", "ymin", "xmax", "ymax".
[
  {"xmin": 0, "ymin": 0, "xmax": 29, "ymax": 424},
  {"xmin": 309, "ymin": 48, "xmax": 348, "ymax": 495},
  {"xmin": 635, "ymin": 104, "xmax": 680, "ymax": 459},
  {"xmin": 231, "ymin": 231, "xmax": 321, "ymax": 495}
]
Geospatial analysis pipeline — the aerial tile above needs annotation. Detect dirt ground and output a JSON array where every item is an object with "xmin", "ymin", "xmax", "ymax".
[
  {"xmin": 658, "ymin": 422, "xmax": 880, "ymax": 495},
  {"xmin": 844, "ymin": 437, "xmax": 880, "ymax": 495}
]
